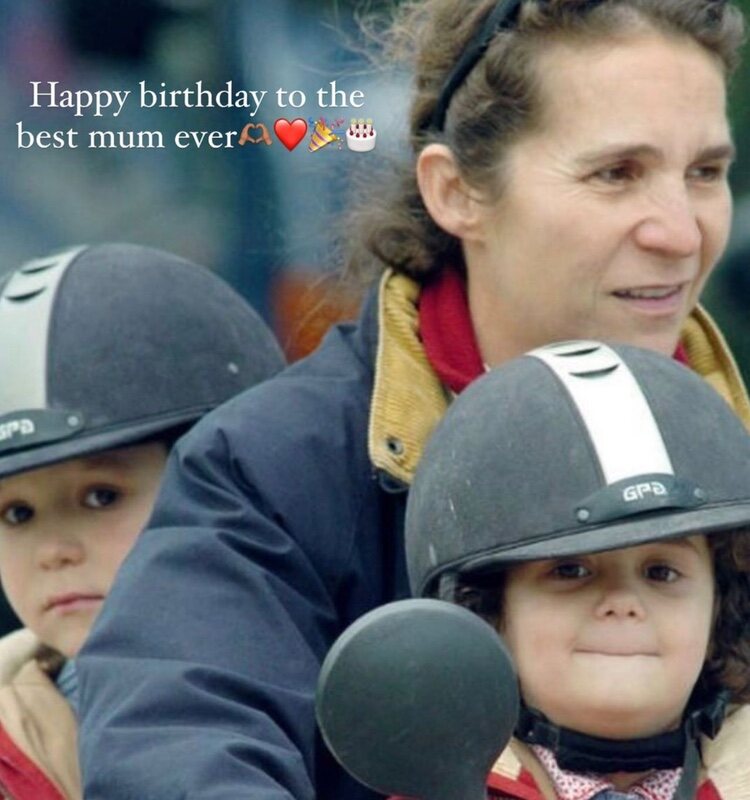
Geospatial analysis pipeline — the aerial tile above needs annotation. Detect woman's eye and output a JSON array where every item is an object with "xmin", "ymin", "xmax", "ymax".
[
  {"xmin": 592, "ymin": 163, "xmax": 638, "ymax": 184},
  {"xmin": 686, "ymin": 164, "xmax": 726, "ymax": 183},
  {"xmin": 645, "ymin": 564, "xmax": 679, "ymax": 583},
  {"xmin": 551, "ymin": 562, "xmax": 590, "ymax": 580},
  {"xmin": 83, "ymin": 488, "xmax": 120, "ymax": 509},
  {"xmin": 1, "ymin": 503, "xmax": 34, "ymax": 526}
]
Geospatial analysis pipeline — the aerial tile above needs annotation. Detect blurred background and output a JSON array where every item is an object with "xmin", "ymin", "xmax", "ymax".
[
  {"xmin": 0, "ymin": 0, "xmax": 409, "ymax": 359},
  {"xmin": 2, "ymin": 0, "xmax": 750, "ymax": 360}
]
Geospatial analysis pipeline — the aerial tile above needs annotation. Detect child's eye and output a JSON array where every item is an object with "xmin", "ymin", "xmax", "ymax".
[
  {"xmin": 645, "ymin": 564, "xmax": 680, "ymax": 583},
  {"xmin": 551, "ymin": 562, "xmax": 590, "ymax": 580},
  {"xmin": 83, "ymin": 487, "xmax": 121, "ymax": 509},
  {"xmin": 1, "ymin": 503, "xmax": 34, "ymax": 526}
]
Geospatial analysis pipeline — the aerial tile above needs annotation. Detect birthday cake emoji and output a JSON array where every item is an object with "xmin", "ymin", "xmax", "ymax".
[{"xmin": 346, "ymin": 118, "xmax": 376, "ymax": 152}]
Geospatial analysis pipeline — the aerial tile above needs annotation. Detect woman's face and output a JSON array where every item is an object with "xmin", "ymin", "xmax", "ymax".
[
  {"xmin": 466, "ymin": 33, "xmax": 733, "ymax": 365},
  {"xmin": 500, "ymin": 537, "xmax": 715, "ymax": 740}
]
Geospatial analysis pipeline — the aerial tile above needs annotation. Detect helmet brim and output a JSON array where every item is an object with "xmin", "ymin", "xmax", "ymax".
[
  {"xmin": 0, "ymin": 408, "xmax": 204, "ymax": 479},
  {"xmin": 438, "ymin": 501, "xmax": 750, "ymax": 587}
]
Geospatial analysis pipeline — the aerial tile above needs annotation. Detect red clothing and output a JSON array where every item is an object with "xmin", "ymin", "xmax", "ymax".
[
  {"xmin": 419, "ymin": 267, "xmax": 692, "ymax": 392},
  {"xmin": 419, "ymin": 268, "xmax": 484, "ymax": 393},
  {"xmin": 0, "ymin": 726, "xmax": 66, "ymax": 800}
]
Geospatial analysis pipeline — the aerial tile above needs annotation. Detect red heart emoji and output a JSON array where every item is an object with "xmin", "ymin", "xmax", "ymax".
[{"xmin": 274, "ymin": 118, "xmax": 308, "ymax": 151}]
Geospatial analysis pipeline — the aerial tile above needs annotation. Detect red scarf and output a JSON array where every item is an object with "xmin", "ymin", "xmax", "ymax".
[{"xmin": 418, "ymin": 269, "xmax": 689, "ymax": 393}]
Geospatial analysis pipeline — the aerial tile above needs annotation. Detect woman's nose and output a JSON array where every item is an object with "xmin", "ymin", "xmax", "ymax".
[{"xmin": 633, "ymin": 183, "xmax": 702, "ymax": 259}]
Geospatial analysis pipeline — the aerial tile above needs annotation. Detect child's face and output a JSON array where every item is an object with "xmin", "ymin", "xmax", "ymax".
[
  {"xmin": 0, "ymin": 442, "xmax": 167, "ymax": 658},
  {"xmin": 500, "ymin": 536, "xmax": 715, "ymax": 740}
]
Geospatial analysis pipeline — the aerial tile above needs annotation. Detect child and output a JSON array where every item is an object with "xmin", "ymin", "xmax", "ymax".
[
  {"xmin": 402, "ymin": 341, "xmax": 750, "ymax": 800},
  {"xmin": 0, "ymin": 243, "xmax": 284, "ymax": 800}
]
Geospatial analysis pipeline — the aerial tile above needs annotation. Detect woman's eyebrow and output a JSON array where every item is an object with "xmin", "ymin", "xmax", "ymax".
[
  {"xmin": 574, "ymin": 142, "xmax": 660, "ymax": 168},
  {"xmin": 697, "ymin": 143, "xmax": 737, "ymax": 163},
  {"xmin": 574, "ymin": 141, "xmax": 736, "ymax": 169}
]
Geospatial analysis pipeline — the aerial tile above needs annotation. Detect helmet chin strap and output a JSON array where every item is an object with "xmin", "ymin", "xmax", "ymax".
[
  {"xmin": 673, "ymin": 739, "xmax": 700, "ymax": 800},
  {"xmin": 515, "ymin": 690, "xmax": 730, "ymax": 797}
]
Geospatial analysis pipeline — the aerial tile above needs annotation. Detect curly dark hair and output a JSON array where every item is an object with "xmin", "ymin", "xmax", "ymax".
[
  {"xmin": 453, "ymin": 530, "xmax": 750, "ymax": 705},
  {"xmin": 703, "ymin": 530, "xmax": 750, "ymax": 702},
  {"xmin": 347, "ymin": 0, "xmax": 745, "ymax": 284}
]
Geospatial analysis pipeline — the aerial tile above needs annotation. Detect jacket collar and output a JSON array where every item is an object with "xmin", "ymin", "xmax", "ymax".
[
  {"xmin": 368, "ymin": 271, "xmax": 450, "ymax": 486},
  {"xmin": 0, "ymin": 627, "xmax": 40, "ymax": 685},
  {"xmin": 368, "ymin": 270, "xmax": 750, "ymax": 485},
  {"xmin": 700, "ymin": 704, "xmax": 750, "ymax": 799},
  {"xmin": 680, "ymin": 305, "xmax": 750, "ymax": 423},
  {"xmin": 0, "ymin": 628, "xmax": 81, "ymax": 798},
  {"xmin": 487, "ymin": 713, "xmax": 750, "ymax": 800}
]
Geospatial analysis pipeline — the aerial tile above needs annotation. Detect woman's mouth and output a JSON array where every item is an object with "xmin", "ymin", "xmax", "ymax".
[{"xmin": 612, "ymin": 284, "xmax": 685, "ymax": 314}]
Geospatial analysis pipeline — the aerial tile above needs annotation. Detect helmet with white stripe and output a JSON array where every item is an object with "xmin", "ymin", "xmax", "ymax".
[
  {"xmin": 406, "ymin": 340, "xmax": 750, "ymax": 598},
  {"xmin": 0, "ymin": 243, "xmax": 285, "ymax": 478}
]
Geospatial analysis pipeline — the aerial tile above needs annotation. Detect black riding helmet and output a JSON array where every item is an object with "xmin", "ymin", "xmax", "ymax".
[
  {"xmin": 407, "ymin": 340, "xmax": 750, "ymax": 597},
  {"xmin": 405, "ymin": 341, "xmax": 750, "ymax": 796},
  {"xmin": 0, "ymin": 243, "xmax": 285, "ymax": 478}
]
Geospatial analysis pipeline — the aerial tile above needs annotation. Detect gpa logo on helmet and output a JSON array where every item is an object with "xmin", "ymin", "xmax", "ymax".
[
  {"xmin": 0, "ymin": 418, "xmax": 35, "ymax": 443},
  {"xmin": 622, "ymin": 481, "xmax": 668, "ymax": 502}
]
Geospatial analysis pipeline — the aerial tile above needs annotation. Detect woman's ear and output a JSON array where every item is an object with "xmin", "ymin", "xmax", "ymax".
[{"xmin": 416, "ymin": 144, "xmax": 486, "ymax": 242}]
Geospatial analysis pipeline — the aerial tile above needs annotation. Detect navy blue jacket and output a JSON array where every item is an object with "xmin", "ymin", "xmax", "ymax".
[
  {"xmin": 77, "ymin": 284, "xmax": 411, "ymax": 799},
  {"xmin": 77, "ymin": 271, "xmax": 750, "ymax": 799}
]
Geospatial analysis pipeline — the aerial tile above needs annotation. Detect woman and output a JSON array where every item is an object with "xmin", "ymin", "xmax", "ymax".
[{"xmin": 76, "ymin": 3, "xmax": 750, "ymax": 799}]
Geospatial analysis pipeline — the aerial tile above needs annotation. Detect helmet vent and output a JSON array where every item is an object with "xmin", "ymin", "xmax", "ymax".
[
  {"xmin": 570, "ymin": 365, "xmax": 618, "ymax": 380},
  {"xmin": 20, "ymin": 260, "xmax": 59, "ymax": 275},
  {"xmin": 555, "ymin": 345, "xmax": 601, "ymax": 358},
  {"xmin": 0, "ymin": 246, "xmax": 85, "ymax": 415},
  {"xmin": 529, "ymin": 342, "xmax": 673, "ymax": 484},
  {"xmin": 4, "ymin": 287, "xmax": 46, "ymax": 303}
]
